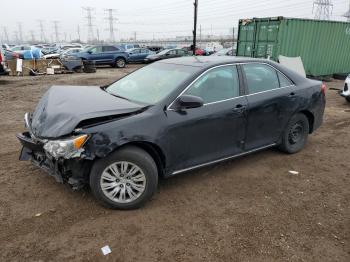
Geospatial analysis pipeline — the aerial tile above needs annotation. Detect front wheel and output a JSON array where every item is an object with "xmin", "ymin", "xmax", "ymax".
[
  {"xmin": 278, "ymin": 113, "xmax": 309, "ymax": 154},
  {"xmin": 90, "ymin": 146, "xmax": 158, "ymax": 209},
  {"xmin": 114, "ymin": 58, "xmax": 126, "ymax": 68}
]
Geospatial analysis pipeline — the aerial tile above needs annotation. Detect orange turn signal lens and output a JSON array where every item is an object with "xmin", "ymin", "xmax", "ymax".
[{"xmin": 73, "ymin": 135, "xmax": 89, "ymax": 149}]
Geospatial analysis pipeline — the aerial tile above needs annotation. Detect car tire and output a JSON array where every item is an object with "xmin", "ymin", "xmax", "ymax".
[
  {"xmin": 278, "ymin": 113, "xmax": 309, "ymax": 154},
  {"xmin": 114, "ymin": 58, "xmax": 126, "ymax": 68},
  {"xmin": 346, "ymin": 97, "xmax": 350, "ymax": 103},
  {"xmin": 90, "ymin": 146, "xmax": 158, "ymax": 209}
]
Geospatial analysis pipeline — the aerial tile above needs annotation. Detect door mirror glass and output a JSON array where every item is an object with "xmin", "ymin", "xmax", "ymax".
[{"xmin": 175, "ymin": 95, "xmax": 204, "ymax": 109}]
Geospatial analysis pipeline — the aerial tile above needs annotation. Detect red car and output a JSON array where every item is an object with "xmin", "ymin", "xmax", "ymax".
[{"xmin": 195, "ymin": 48, "xmax": 206, "ymax": 56}]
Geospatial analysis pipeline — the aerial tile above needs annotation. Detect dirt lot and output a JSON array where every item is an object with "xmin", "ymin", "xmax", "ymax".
[{"xmin": 0, "ymin": 65, "xmax": 349, "ymax": 262}]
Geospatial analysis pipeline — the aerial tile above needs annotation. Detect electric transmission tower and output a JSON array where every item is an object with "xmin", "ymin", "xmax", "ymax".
[
  {"xmin": 313, "ymin": 0, "xmax": 333, "ymax": 20},
  {"xmin": 343, "ymin": 1, "xmax": 350, "ymax": 21},
  {"xmin": 17, "ymin": 22, "xmax": 23, "ymax": 43},
  {"xmin": 3, "ymin": 27, "xmax": 10, "ymax": 43},
  {"xmin": 105, "ymin": 8, "xmax": 118, "ymax": 42},
  {"xmin": 38, "ymin": 20, "xmax": 46, "ymax": 42},
  {"xmin": 29, "ymin": 30, "xmax": 35, "ymax": 43},
  {"xmin": 53, "ymin": 20, "xmax": 60, "ymax": 42},
  {"xmin": 82, "ymin": 7, "xmax": 95, "ymax": 43}
]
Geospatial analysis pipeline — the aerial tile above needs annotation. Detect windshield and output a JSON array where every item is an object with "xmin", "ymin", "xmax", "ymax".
[
  {"xmin": 106, "ymin": 63, "xmax": 197, "ymax": 104},
  {"xmin": 156, "ymin": 49, "xmax": 171, "ymax": 55}
]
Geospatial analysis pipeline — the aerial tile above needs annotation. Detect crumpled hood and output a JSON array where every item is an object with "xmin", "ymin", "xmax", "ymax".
[{"xmin": 31, "ymin": 85, "xmax": 144, "ymax": 138}]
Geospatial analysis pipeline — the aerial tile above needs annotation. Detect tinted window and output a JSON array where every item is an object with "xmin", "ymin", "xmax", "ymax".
[
  {"xmin": 89, "ymin": 46, "xmax": 102, "ymax": 53},
  {"xmin": 141, "ymin": 49, "xmax": 149, "ymax": 53},
  {"xmin": 177, "ymin": 49, "xmax": 185, "ymax": 55},
  {"xmin": 184, "ymin": 66, "xmax": 240, "ymax": 104},
  {"xmin": 242, "ymin": 64, "xmax": 279, "ymax": 94},
  {"xmin": 278, "ymin": 71, "xmax": 293, "ymax": 87},
  {"xmin": 103, "ymin": 46, "xmax": 117, "ymax": 52},
  {"xmin": 127, "ymin": 45, "xmax": 134, "ymax": 49},
  {"xmin": 131, "ymin": 49, "xmax": 141, "ymax": 54}
]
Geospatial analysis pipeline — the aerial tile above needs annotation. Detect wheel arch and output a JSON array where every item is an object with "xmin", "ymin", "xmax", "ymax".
[
  {"xmin": 109, "ymin": 141, "xmax": 166, "ymax": 177},
  {"xmin": 299, "ymin": 110, "xmax": 314, "ymax": 133}
]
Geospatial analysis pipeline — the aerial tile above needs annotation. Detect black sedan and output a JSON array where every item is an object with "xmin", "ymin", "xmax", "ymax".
[{"xmin": 17, "ymin": 57, "xmax": 326, "ymax": 209}]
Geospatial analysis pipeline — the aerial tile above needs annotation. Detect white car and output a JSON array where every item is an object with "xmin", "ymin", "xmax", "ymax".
[{"xmin": 340, "ymin": 75, "xmax": 350, "ymax": 103}]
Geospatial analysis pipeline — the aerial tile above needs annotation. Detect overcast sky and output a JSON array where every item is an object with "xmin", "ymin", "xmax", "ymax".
[{"xmin": 1, "ymin": 0, "xmax": 349, "ymax": 43}]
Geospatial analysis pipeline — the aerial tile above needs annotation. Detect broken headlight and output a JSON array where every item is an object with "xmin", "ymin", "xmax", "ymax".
[{"xmin": 43, "ymin": 134, "xmax": 89, "ymax": 159}]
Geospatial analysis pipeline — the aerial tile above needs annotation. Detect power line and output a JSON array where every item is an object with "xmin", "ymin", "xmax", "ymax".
[{"xmin": 313, "ymin": 0, "xmax": 333, "ymax": 20}]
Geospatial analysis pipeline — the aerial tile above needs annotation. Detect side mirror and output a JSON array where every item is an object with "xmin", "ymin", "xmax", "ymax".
[
  {"xmin": 87, "ymin": 50, "xmax": 92, "ymax": 54},
  {"xmin": 175, "ymin": 95, "xmax": 204, "ymax": 110}
]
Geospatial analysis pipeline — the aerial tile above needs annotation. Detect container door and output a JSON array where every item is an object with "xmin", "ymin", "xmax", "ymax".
[
  {"xmin": 255, "ymin": 20, "xmax": 280, "ymax": 59},
  {"xmin": 237, "ymin": 22, "xmax": 256, "ymax": 57}
]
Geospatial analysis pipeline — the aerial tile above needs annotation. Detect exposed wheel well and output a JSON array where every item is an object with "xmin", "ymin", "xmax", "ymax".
[
  {"xmin": 117, "ymin": 142, "xmax": 166, "ymax": 177},
  {"xmin": 300, "ymin": 110, "xmax": 314, "ymax": 133}
]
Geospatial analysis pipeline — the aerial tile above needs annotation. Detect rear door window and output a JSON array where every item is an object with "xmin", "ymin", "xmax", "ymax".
[
  {"xmin": 277, "ymin": 71, "xmax": 293, "ymax": 87},
  {"xmin": 242, "ymin": 63, "xmax": 279, "ymax": 94},
  {"xmin": 103, "ymin": 46, "xmax": 117, "ymax": 52}
]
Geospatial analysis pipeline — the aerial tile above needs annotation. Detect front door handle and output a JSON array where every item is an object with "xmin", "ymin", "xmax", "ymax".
[
  {"xmin": 232, "ymin": 104, "xmax": 246, "ymax": 114},
  {"xmin": 288, "ymin": 92, "xmax": 296, "ymax": 97}
]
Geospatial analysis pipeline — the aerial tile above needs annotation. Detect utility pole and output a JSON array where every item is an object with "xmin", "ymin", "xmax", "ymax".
[
  {"xmin": 105, "ymin": 8, "xmax": 117, "ymax": 42},
  {"xmin": 82, "ymin": 7, "xmax": 95, "ymax": 43},
  {"xmin": 38, "ymin": 20, "xmax": 46, "ymax": 43},
  {"xmin": 17, "ymin": 23, "xmax": 23, "ymax": 43},
  {"xmin": 313, "ymin": 0, "xmax": 333, "ymax": 20},
  {"xmin": 134, "ymin": 31, "xmax": 137, "ymax": 41},
  {"xmin": 232, "ymin": 27, "xmax": 235, "ymax": 56},
  {"xmin": 199, "ymin": 24, "xmax": 202, "ymax": 46},
  {"xmin": 53, "ymin": 20, "xmax": 60, "ymax": 42},
  {"xmin": 192, "ymin": 0, "xmax": 198, "ymax": 55},
  {"xmin": 343, "ymin": 1, "xmax": 350, "ymax": 21}
]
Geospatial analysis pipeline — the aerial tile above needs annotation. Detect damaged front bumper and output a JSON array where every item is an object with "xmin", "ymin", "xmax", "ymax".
[{"xmin": 16, "ymin": 132, "xmax": 91, "ymax": 190}]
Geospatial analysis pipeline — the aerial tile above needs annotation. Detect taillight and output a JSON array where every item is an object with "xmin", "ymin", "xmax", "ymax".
[{"xmin": 321, "ymin": 83, "xmax": 326, "ymax": 95}]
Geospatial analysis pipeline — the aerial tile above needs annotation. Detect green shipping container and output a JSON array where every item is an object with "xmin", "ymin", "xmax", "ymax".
[{"xmin": 236, "ymin": 17, "xmax": 350, "ymax": 76}]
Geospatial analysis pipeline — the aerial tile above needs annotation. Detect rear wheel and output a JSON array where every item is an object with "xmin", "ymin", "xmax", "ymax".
[
  {"xmin": 278, "ymin": 113, "xmax": 309, "ymax": 154},
  {"xmin": 90, "ymin": 146, "xmax": 158, "ymax": 209},
  {"xmin": 114, "ymin": 58, "xmax": 126, "ymax": 68}
]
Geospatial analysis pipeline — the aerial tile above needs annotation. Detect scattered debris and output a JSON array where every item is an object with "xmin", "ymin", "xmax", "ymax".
[
  {"xmin": 34, "ymin": 213, "xmax": 42, "ymax": 217},
  {"xmin": 288, "ymin": 170, "xmax": 299, "ymax": 175},
  {"xmin": 101, "ymin": 245, "xmax": 112, "ymax": 255}
]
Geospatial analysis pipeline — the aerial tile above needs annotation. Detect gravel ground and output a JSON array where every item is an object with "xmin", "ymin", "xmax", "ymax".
[{"xmin": 0, "ymin": 65, "xmax": 349, "ymax": 262}]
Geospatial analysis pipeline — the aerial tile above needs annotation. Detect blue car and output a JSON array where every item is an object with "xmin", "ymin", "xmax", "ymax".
[
  {"xmin": 127, "ymin": 48, "xmax": 155, "ymax": 63},
  {"xmin": 75, "ymin": 45, "xmax": 129, "ymax": 68}
]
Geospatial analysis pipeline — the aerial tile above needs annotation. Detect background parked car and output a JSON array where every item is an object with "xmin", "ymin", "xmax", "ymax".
[
  {"xmin": 340, "ymin": 74, "xmax": 350, "ymax": 102},
  {"xmin": 120, "ymin": 43, "xmax": 140, "ymax": 51},
  {"xmin": 74, "ymin": 45, "xmax": 129, "ymax": 68},
  {"xmin": 127, "ymin": 48, "xmax": 155, "ymax": 63},
  {"xmin": 146, "ymin": 46, "xmax": 164, "ymax": 53},
  {"xmin": 0, "ymin": 48, "xmax": 5, "ymax": 74},
  {"xmin": 211, "ymin": 48, "xmax": 235, "ymax": 56},
  {"xmin": 144, "ymin": 48, "xmax": 189, "ymax": 63},
  {"xmin": 60, "ymin": 47, "xmax": 83, "ymax": 59}
]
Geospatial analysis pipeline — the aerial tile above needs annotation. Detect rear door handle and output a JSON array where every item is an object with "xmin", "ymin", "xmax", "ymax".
[{"xmin": 288, "ymin": 92, "xmax": 296, "ymax": 97}]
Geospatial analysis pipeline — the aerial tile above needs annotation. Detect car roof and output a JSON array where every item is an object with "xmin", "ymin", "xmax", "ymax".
[
  {"xmin": 158, "ymin": 56, "xmax": 309, "ymax": 84},
  {"xmin": 158, "ymin": 56, "xmax": 269, "ymax": 68}
]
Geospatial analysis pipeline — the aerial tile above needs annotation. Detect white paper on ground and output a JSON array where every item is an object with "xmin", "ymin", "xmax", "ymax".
[
  {"xmin": 278, "ymin": 55, "xmax": 306, "ymax": 78},
  {"xmin": 16, "ymin": 59, "xmax": 23, "ymax": 72},
  {"xmin": 101, "ymin": 245, "xmax": 112, "ymax": 255}
]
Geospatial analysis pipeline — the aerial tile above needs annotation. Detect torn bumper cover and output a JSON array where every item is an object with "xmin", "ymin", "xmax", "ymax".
[{"xmin": 16, "ymin": 131, "xmax": 91, "ymax": 190}]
